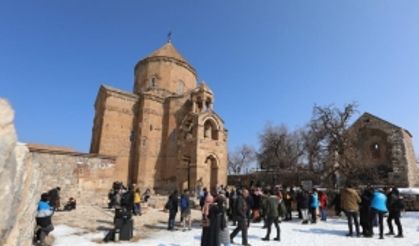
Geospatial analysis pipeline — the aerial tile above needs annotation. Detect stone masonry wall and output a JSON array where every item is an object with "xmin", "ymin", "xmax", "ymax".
[
  {"xmin": 349, "ymin": 113, "xmax": 418, "ymax": 187},
  {"xmin": 29, "ymin": 149, "xmax": 116, "ymax": 206}
]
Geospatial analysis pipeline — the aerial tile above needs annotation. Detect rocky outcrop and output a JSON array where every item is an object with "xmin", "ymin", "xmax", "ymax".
[{"xmin": 0, "ymin": 99, "xmax": 41, "ymax": 246}]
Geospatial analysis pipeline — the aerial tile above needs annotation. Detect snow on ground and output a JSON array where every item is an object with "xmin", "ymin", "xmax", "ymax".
[{"xmin": 52, "ymin": 212, "xmax": 419, "ymax": 246}]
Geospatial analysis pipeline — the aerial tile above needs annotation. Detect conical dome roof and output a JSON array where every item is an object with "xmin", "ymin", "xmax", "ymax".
[{"xmin": 146, "ymin": 42, "xmax": 188, "ymax": 63}]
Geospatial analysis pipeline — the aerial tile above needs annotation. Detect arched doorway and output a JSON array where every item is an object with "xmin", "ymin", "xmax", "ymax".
[{"xmin": 206, "ymin": 155, "xmax": 218, "ymax": 190}]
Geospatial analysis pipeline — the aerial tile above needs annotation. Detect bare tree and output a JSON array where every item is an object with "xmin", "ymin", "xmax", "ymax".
[
  {"xmin": 258, "ymin": 124, "xmax": 304, "ymax": 172},
  {"xmin": 308, "ymin": 103, "xmax": 358, "ymax": 186},
  {"xmin": 301, "ymin": 120, "xmax": 327, "ymax": 171},
  {"xmin": 228, "ymin": 144, "xmax": 256, "ymax": 175}
]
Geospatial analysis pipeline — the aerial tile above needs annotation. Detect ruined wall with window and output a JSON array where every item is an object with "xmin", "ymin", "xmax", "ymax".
[{"xmin": 348, "ymin": 112, "xmax": 418, "ymax": 187}]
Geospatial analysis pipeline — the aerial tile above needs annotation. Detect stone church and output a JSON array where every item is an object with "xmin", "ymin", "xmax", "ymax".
[
  {"xmin": 90, "ymin": 41, "xmax": 228, "ymax": 193},
  {"xmin": 347, "ymin": 112, "xmax": 418, "ymax": 187}
]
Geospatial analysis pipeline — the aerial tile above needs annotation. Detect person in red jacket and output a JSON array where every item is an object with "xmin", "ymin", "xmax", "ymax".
[{"xmin": 319, "ymin": 191, "xmax": 328, "ymax": 221}]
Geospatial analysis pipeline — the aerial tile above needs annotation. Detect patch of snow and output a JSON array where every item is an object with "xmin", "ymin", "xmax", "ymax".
[
  {"xmin": 52, "ymin": 212, "xmax": 419, "ymax": 246},
  {"xmin": 399, "ymin": 188, "xmax": 419, "ymax": 195}
]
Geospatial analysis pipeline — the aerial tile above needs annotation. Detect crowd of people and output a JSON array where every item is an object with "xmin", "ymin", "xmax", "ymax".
[
  {"xmin": 107, "ymin": 181, "xmax": 152, "ymax": 216},
  {"xmin": 166, "ymin": 181, "xmax": 406, "ymax": 246},
  {"xmin": 33, "ymin": 180, "xmax": 406, "ymax": 245}
]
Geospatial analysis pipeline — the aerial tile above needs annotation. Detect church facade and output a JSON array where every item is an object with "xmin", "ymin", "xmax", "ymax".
[{"xmin": 90, "ymin": 42, "xmax": 228, "ymax": 192}]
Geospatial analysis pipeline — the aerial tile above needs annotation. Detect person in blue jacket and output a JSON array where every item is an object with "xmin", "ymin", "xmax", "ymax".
[
  {"xmin": 34, "ymin": 193, "xmax": 54, "ymax": 246},
  {"xmin": 309, "ymin": 188, "xmax": 319, "ymax": 224},
  {"xmin": 369, "ymin": 188, "xmax": 388, "ymax": 239}
]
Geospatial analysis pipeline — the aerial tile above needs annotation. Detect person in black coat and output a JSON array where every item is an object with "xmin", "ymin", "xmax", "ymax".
[
  {"xmin": 230, "ymin": 189, "xmax": 250, "ymax": 246},
  {"xmin": 330, "ymin": 192, "xmax": 342, "ymax": 216},
  {"xmin": 47, "ymin": 187, "xmax": 61, "ymax": 211},
  {"xmin": 201, "ymin": 194, "xmax": 223, "ymax": 246},
  {"xmin": 296, "ymin": 187, "xmax": 309, "ymax": 224},
  {"xmin": 386, "ymin": 187, "xmax": 404, "ymax": 237},
  {"xmin": 229, "ymin": 188, "xmax": 238, "ymax": 226},
  {"xmin": 167, "ymin": 190, "xmax": 179, "ymax": 230},
  {"xmin": 360, "ymin": 188, "xmax": 373, "ymax": 237}
]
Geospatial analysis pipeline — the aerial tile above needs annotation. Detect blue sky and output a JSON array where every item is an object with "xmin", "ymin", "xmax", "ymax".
[{"xmin": 1, "ymin": 1, "xmax": 419, "ymax": 155}]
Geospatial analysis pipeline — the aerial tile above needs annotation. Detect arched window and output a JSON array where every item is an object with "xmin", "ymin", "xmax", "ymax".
[
  {"xmin": 177, "ymin": 80, "xmax": 185, "ymax": 94},
  {"xmin": 204, "ymin": 119, "xmax": 218, "ymax": 140},
  {"xmin": 371, "ymin": 143, "xmax": 381, "ymax": 159}
]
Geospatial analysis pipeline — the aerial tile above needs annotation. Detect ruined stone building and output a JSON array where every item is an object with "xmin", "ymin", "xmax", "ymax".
[
  {"xmin": 90, "ymin": 42, "xmax": 228, "ymax": 192},
  {"xmin": 347, "ymin": 112, "xmax": 418, "ymax": 187}
]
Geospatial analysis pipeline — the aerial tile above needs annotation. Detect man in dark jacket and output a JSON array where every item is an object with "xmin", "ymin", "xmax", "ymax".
[
  {"xmin": 47, "ymin": 187, "xmax": 61, "ymax": 211},
  {"xmin": 167, "ymin": 190, "xmax": 179, "ymax": 230},
  {"xmin": 180, "ymin": 190, "xmax": 191, "ymax": 231},
  {"xmin": 262, "ymin": 189, "xmax": 280, "ymax": 241},
  {"xmin": 360, "ymin": 188, "xmax": 373, "ymax": 237},
  {"xmin": 386, "ymin": 187, "xmax": 404, "ymax": 237},
  {"xmin": 230, "ymin": 189, "xmax": 250, "ymax": 246}
]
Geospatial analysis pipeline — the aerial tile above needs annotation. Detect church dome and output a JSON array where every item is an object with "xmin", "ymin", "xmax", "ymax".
[
  {"xmin": 146, "ymin": 42, "xmax": 188, "ymax": 64},
  {"xmin": 133, "ymin": 42, "xmax": 197, "ymax": 95}
]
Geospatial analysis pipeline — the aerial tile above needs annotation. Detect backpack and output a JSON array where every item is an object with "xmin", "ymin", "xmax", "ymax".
[
  {"xmin": 278, "ymin": 200, "xmax": 287, "ymax": 218},
  {"xmin": 121, "ymin": 191, "xmax": 134, "ymax": 208},
  {"xmin": 180, "ymin": 196, "xmax": 189, "ymax": 209},
  {"xmin": 164, "ymin": 200, "xmax": 171, "ymax": 210}
]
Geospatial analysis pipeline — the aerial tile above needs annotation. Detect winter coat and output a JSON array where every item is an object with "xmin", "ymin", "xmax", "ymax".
[
  {"xmin": 340, "ymin": 188, "xmax": 361, "ymax": 212},
  {"xmin": 180, "ymin": 194, "xmax": 191, "ymax": 215},
  {"xmin": 134, "ymin": 192, "xmax": 141, "ymax": 204},
  {"xmin": 264, "ymin": 195, "xmax": 279, "ymax": 218},
  {"xmin": 371, "ymin": 191, "xmax": 388, "ymax": 213},
  {"xmin": 296, "ymin": 191, "xmax": 309, "ymax": 209},
  {"xmin": 310, "ymin": 192, "xmax": 319, "ymax": 208},
  {"xmin": 167, "ymin": 194, "xmax": 179, "ymax": 213},
  {"xmin": 48, "ymin": 188, "xmax": 60, "ymax": 207},
  {"xmin": 36, "ymin": 200, "xmax": 53, "ymax": 228},
  {"xmin": 201, "ymin": 205, "xmax": 221, "ymax": 246},
  {"xmin": 387, "ymin": 189, "xmax": 404, "ymax": 214},
  {"xmin": 252, "ymin": 194, "xmax": 261, "ymax": 209},
  {"xmin": 319, "ymin": 193, "xmax": 328, "ymax": 209},
  {"xmin": 359, "ymin": 190, "xmax": 372, "ymax": 226},
  {"xmin": 234, "ymin": 195, "xmax": 247, "ymax": 220}
]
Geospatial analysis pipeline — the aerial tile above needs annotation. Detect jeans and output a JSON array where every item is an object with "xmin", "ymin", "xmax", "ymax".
[
  {"xmin": 265, "ymin": 216, "xmax": 280, "ymax": 240},
  {"xmin": 36, "ymin": 224, "xmax": 54, "ymax": 243},
  {"xmin": 387, "ymin": 211, "xmax": 403, "ymax": 235},
  {"xmin": 134, "ymin": 203, "xmax": 141, "ymax": 215},
  {"xmin": 344, "ymin": 211, "xmax": 360, "ymax": 235},
  {"xmin": 168, "ymin": 210, "xmax": 177, "ymax": 229},
  {"xmin": 370, "ymin": 209, "xmax": 385, "ymax": 238},
  {"xmin": 230, "ymin": 218, "xmax": 248, "ymax": 245},
  {"xmin": 309, "ymin": 207, "xmax": 317, "ymax": 223},
  {"xmin": 320, "ymin": 207, "xmax": 328, "ymax": 221}
]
